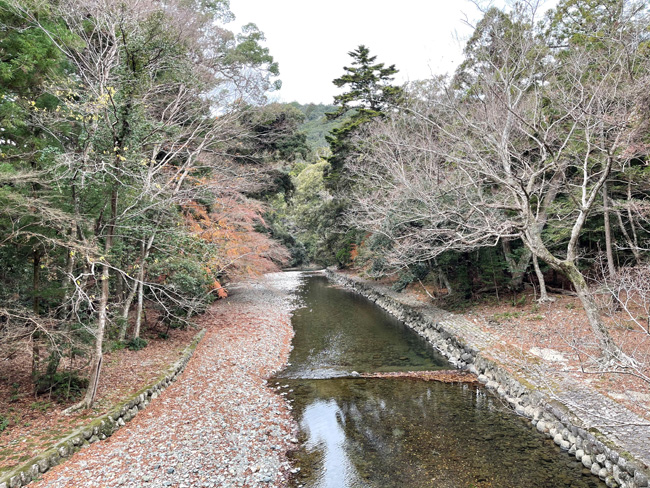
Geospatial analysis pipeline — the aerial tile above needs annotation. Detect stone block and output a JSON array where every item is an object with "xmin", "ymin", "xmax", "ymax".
[
  {"xmin": 37, "ymin": 457, "xmax": 50, "ymax": 473},
  {"xmin": 634, "ymin": 471, "xmax": 649, "ymax": 487},
  {"xmin": 49, "ymin": 453, "xmax": 60, "ymax": 468},
  {"xmin": 19, "ymin": 471, "xmax": 31, "ymax": 485},
  {"xmin": 582, "ymin": 454, "xmax": 593, "ymax": 469}
]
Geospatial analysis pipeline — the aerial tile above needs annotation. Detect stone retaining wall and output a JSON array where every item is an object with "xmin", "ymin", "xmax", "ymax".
[
  {"xmin": 0, "ymin": 329, "xmax": 206, "ymax": 488},
  {"xmin": 326, "ymin": 270, "xmax": 649, "ymax": 488}
]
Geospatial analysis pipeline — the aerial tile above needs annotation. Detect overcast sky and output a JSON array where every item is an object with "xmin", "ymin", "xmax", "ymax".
[
  {"xmin": 228, "ymin": 1, "xmax": 484, "ymax": 105},
  {"xmin": 228, "ymin": 1, "xmax": 560, "ymax": 105}
]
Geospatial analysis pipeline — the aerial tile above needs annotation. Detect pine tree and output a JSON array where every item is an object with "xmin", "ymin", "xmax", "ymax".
[{"xmin": 326, "ymin": 45, "xmax": 403, "ymax": 187}]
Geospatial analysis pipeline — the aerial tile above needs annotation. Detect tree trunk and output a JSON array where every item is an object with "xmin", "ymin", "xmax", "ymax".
[
  {"xmin": 83, "ymin": 182, "xmax": 118, "ymax": 408},
  {"xmin": 613, "ymin": 204, "xmax": 642, "ymax": 266},
  {"xmin": 602, "ymin": 181, "xmax": 616, "ymax": 277},
  {"xmin": 524, "ymin": 230, "xmax": 622, "ymax": 361},
  {"xmin": 532, "ymin": 254, "xmax": 550, "ymax": 302},
  {"xmin": 119, "ymin": 277, "xmax": 136, "ymax": 342},
  {"xmin": 33, "ymin": 248, "xmax": 41, "ymax": 314},
  {"xmin": 31, "ymin": 248, "xmax": 41, "ymax": 380},
  {"xmin": 83, "ymin": 260, "xmax": 109, "ymax": 407},
  {"xmin": 133, "ymin": 265, "xmax": 145, "ymax": 339},
  {"xmin": 115, "ymin": 271, "xmax": 124, "ymax": 308},
  {"xmin": 559, "ymin": 260, "xmax": 621, "ymax": 360},
  {"xmin": 439, "ymin": 269, "xmax": 453, "ymax": 296},
  {"xmin": 501, "ymin": 239, "xmax": 532, "ymax": 290}
]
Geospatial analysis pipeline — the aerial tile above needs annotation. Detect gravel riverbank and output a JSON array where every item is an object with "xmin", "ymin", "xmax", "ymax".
[{"xmin": 31, "ymin": 272, "xmax": 302, "ymax": 488}]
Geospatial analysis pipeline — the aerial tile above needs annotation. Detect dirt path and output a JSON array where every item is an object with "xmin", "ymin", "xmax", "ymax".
[{"xmin": 32, "ymin": 272, "xmax": 301, "ymax": 488}]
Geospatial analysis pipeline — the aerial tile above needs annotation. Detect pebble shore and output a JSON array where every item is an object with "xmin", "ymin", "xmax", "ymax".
[{"xmin": 31, "ymin": 272, "xmax": 302, "ymax": 488}]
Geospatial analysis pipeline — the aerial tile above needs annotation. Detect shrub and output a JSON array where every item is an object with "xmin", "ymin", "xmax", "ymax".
[
  {"xmin": 34, "ymin": 372, "xmax": 88, "ymax": 402},
  {"xmin": 126, "ymin": 337, "xmax": 148, "ymax": 351}
]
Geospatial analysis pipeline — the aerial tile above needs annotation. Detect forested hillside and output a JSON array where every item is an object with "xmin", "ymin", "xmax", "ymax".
[
  {"xmin": 288, "ymin": 102, "xmax": 339, "ymax": 151},
  {"xmin": 270, "ymin": 1, "xmax": 650, "ymax": 372},
  {"xmin": 0, "ymin": 0, "xmax": 306, "ymax": 408},
  {"xmin": 2, "ymin": 0, "xmax": 649, "ymax": 413}
]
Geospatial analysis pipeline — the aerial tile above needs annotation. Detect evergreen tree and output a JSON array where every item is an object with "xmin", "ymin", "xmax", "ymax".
[{"xmin": 325, "ymin": 45, "xmax": 403, "ymax": 187}]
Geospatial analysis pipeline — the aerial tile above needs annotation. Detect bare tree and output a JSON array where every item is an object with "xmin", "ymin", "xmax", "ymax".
[
  {"xmin": 345, "ymin": 2, "xmax": 649, "ymax": 360},
  {"xmin": 9, "ymin": 0, "xmax": 283, "ymax": 409}
]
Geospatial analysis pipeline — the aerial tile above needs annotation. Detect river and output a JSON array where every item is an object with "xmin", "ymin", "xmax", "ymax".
[{"xmin": 274, "ymin": 272, "xmax": 606, "ymax": 488}]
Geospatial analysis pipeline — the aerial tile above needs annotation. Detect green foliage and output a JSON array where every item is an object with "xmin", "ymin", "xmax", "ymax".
[
  {"xmin": 392, "ymin": 263, "xmax": 430, "ymax": 292},
  {"xmin": 326, "ymin": 45, "xmax": 403, "ymax": 187},
  {"xmin": 0, "ymin": 414, "xmax": 8, "ymax": 433},
  {"xmin": 29, "ymin": 401, "xmax": 51, "ymax": 413},
  {"xmin": 34, "ymin": 372, "xmax": 88, "ymax": 402},
  {"xmin": 238, "ymin": 103, "xmax": 310, "ymax": 163},
  {"xmin": 149, "ymin": 257, "xmax": 211, "ymax": 299},
  {"xmin": 126, "ymin": 337, "xmax": 148, "ymax": 351},
  {"xmin": 0, "ymin": 0, "xmax": 293, "ymax": 408},
  {"xmin": 109, "ymin": 340, "xmax": 126, "ymax": 352},
  {"xmin": 148, "ymin": 256, "xmax": 214, "ymax": 318},
  {"xmin": 289, "ymin": 102, "xmax": 346, "ymax": 150},
  {"xmin": 8, "ymin": 383, "xmax": 20, "ymax": 403},
  {"xmin": 491, "ymin": 311, "xmax": 524, "ymax": 323}
]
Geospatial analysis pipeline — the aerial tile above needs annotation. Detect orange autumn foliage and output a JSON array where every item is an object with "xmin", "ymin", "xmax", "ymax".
[
  {"xmin": 349, "ymin": 243, "xmax": 359, "ymax": 262},
  {"xmin": 210, "ymin": 279, "xmax": 229, "ymax": 299},
  {"xmin": 183, "ymin": 194, "xmax": 289, "ymax": 282}
]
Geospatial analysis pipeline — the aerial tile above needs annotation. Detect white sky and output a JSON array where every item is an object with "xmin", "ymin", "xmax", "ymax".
[
  {"xmin": 228, "ymin": 1, "xmax": 480, "ymax": 104},
  {"xmin": 228, "ymin": 1, "xmax": 559, "ymax": 105}
]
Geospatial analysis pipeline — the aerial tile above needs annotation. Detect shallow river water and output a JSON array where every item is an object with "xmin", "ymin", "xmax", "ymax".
[{"xmin": 274, "ymin": 273, "xmax": 606, "ymax": 488}]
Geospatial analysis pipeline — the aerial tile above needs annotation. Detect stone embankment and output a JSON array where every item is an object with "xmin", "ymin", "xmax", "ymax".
[{"xmin": 327, "ymin": 269, "xmax": 650, "ymax": 488}]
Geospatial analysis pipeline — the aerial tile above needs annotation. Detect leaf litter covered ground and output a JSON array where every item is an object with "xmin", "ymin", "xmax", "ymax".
[
  {"xmin": 0, "ymin": 325, "xmax": 197, "ymax": 476},
  {"xmin": 402, "ymin": 279, "xmax": 650, "ymax": 423},
  {"xmin": 2, "ymin": 272, "xmax": 302, "ymax": 487}
]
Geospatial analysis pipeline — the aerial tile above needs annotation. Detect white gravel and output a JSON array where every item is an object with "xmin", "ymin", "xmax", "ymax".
[{"xmin": 33, "ymin": 272, "xmax": 303, "ymax": 488}]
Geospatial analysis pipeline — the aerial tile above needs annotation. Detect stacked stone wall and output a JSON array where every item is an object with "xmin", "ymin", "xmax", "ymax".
[{"xmin": 326, "ymin": 270, "xmax": 649, "ymax": 488}]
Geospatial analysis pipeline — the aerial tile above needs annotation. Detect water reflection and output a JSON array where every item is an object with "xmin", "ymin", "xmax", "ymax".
[
  {"xmin": 278, "ymin": 274, "xmax": 606, "ymax": 488},
  {"xmin": 279, "ymin": 274, "xmax": 448, "ymax": 379},
  {"xmin": 300, "ymin": 399, "xmax": 364, "ymax": 487}
]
